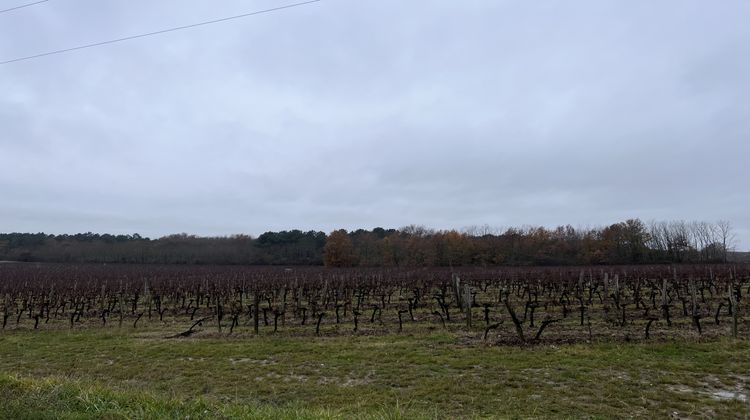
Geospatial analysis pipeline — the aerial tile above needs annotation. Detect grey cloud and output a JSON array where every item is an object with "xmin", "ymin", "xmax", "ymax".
[{"xmin": 1, "ymin": 0, "xmax": 748, "ymax": 248}]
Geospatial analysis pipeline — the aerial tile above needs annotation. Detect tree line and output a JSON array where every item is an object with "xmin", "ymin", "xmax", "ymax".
[{"xmin": 0, "ymin": 219, "xmax": 737, "ymax": 267}]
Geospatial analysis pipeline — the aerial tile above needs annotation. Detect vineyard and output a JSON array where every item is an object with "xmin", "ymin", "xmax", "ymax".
[{"xmin": 1, "ymin": 263, "xmax": 748, "ymax": 343}]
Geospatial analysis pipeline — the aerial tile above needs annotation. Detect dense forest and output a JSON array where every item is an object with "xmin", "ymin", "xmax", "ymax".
[{"xmin": 0, "ymin": 219, "xmax": 738, "ymax": 267}]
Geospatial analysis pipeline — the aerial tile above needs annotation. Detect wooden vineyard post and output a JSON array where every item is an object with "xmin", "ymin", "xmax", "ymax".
[
  {"xmin": 452, "ymin": 274, "xmax": 462, "ymax": 311},
  {"xmin": 661, "ymin": 278, "xmax": 671, "ymax": 326},
  {"xmin": 729, "ymin": 287, "xmax": 738, "ymax": 338},
  {"xmin": 143, "ymin": 280, "xmax": 150, "ymax": 322},
  {"xmin": 578, "ymin": 270, "xmax": 583, "ymax": 298},
  {"xmin": 464, "ymin": 283, "xmax": 472, "ymax": 328},
  {"xmin": 253, "ymin": 291, "xmax": 260, "ymax": 335},
  {"xmin": 689, "ymin": 276, "xmax": 701, "ymax": 335},
  {"xmin": 603, "ymin": 272, "xmax": 610, "ymax": 319},
  {"xmin": 100, "ymin": 284, "xmax": 106, "ymax": 313},
  {"xmin": 216, "ymin": 302, "xmax": 223, "ymax": 333},
  {"xmin": 118, "ymin": 292, "xmax": 124, "ymax": 328},
  {"xmin": 614, "ymin": 274, "xmax": 620, "ymax": 306},
  {"xmin": 578, "ymin": 270, "xmax": 586, "ymax": 326}
]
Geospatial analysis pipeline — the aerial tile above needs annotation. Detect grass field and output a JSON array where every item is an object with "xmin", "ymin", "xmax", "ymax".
[{"xmin": 1, "ymin": 325, "xmax": 749, "ymax": 419}]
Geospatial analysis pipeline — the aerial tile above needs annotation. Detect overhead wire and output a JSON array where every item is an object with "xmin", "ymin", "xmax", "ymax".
[
  {"xmin": 0, "ymin": 0, "xmax": 49, "ymax": 15},
  {"xmin": 0, "ymin": 0, "xmax": 321, "ymax": 65}
]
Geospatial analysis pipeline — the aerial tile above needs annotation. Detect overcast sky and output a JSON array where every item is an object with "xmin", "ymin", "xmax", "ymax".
[{"xmin": 1, "ymin": 0, "xmax": 748, "ymax": 248}]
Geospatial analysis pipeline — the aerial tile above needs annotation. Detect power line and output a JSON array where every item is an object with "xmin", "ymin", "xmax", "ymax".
[
  {"xmin": 0, "ymin": 0, "xmax": 321, "ymax": 65},
  {"xmin": 0, "ymin": 0, "xmax": 49, "ymax": 14}
]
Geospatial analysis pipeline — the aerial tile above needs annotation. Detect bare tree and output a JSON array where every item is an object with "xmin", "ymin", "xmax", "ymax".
[
  {"xmin": 691, "ymin": 221, "xmax": 721, "ymax": 262},
  {"xmin": 716, "ymin": 220, "xmax": 736, "ymax": 262}
]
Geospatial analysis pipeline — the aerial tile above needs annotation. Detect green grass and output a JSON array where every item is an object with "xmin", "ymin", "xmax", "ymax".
[{"xmin": 1, "ymin": 327, "xmax": 749, "ymax": 418}]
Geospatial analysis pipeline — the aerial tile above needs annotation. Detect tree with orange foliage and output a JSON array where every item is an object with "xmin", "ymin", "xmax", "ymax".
[
  {"xmin": 323, "ymin": 229, "xmax": 355, "ymax": 267},
  {"xmin": 441, "ymin": 230, "xmax": 471, "ymax": 267}
]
